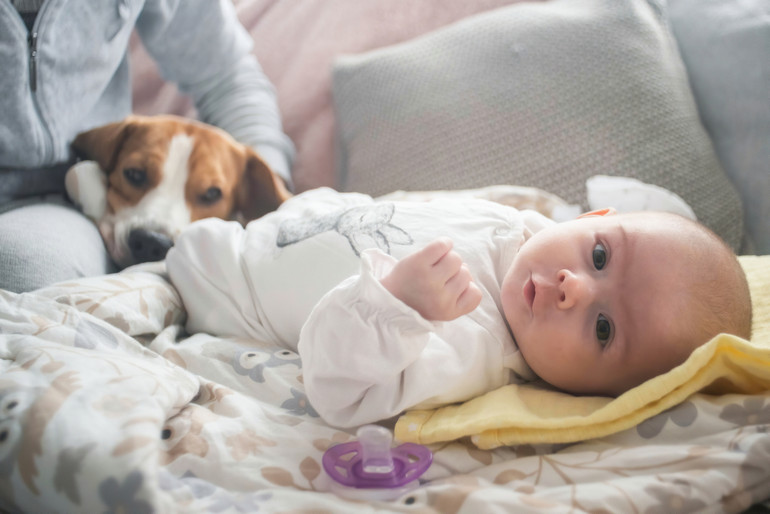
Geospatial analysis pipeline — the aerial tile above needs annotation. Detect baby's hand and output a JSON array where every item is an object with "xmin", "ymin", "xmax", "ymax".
[{"xmin": 380, "ymin": 238, "xmax": 482, "ymax": 321}]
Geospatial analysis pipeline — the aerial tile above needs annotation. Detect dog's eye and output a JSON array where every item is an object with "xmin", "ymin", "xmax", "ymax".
[
  {"xmin": 123, "ymin": 168, "xmax": 147, "ymax": 187},
  {"xmin": 199, "ymin": 187, "xmax": 222, "ymax": 205}
]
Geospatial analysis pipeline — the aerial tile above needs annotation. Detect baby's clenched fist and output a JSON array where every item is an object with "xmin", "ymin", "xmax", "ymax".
[{"xmin": 380, "ymin": 238, "xmax": 482, "ymax": 321}]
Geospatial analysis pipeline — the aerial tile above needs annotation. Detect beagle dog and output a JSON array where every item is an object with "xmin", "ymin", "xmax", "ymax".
[{"xmin": 65, "ymin": 115, "xmax": 291, "ymax": 268}]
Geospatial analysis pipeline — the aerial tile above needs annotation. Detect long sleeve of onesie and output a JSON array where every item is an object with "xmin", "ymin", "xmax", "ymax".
[{"xmin": 298, "ymin": 249, "xmax": 513, "ymax": 428}]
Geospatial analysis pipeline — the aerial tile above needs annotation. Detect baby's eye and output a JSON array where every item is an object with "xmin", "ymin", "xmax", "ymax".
[
  {"xmin": 592, "ymin": 243, "xmax": 607, "ymax": 270},
  {"xmin": 596, "ymin": 314, "xmax": 612, "ymax": 346}
]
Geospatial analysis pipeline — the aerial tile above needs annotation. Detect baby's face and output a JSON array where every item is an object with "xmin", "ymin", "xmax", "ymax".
[{"xmin": 501, "ymin": 212, "xmax": 699, "ymax": 396}]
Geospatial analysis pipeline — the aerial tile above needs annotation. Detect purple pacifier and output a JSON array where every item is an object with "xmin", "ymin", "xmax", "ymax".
[{"xmin": 322, "ymin": 425, "xmax": 433, "ymax": 501}]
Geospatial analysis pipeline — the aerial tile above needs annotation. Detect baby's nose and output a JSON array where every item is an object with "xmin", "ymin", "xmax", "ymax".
[{"xmin": 556, "ymin": 269, "xmax": 591, "ymax": 310}]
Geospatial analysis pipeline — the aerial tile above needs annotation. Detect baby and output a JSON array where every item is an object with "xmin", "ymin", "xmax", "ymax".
[{"xmin": 166, "ymin": 188, "xmax": 752, "ymax": 427}]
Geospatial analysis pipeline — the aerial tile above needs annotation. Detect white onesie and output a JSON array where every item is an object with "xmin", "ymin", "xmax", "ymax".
[{"xmin": 166, "ymin": 188, "xmax": 553, "ymax": 427}]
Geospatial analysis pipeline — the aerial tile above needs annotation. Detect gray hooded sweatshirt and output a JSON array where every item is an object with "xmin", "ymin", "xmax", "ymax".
[{"xmin": 0, "ymin": 0, "xmax": 295, "ymax": 200}]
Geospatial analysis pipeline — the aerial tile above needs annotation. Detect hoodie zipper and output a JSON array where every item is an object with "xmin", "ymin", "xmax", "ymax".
[
  {"xmin": 28, "ymin": 31, "xmax": 38, "ymax": 92},
  {"xmin": 27, "ymin": 3, "xmax": 54, "ymax": 162},
  {"xmin": 2, "ymin": 0, "xmax": 54, "ymax": 161}
]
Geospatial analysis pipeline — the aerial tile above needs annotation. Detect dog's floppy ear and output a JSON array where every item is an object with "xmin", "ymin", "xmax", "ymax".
[
  {"xmin": 71, "ymin": 117, "xmax": 135, "ymax": 173},
  {"xmin": 235, "ymin": 148, "xmax": 292, "ymax": 221}
]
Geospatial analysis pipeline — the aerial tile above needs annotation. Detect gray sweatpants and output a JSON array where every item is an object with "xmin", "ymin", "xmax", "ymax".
[{"xmin": 0, "ymin": 195, "xmax": 117, "ymax": 293}]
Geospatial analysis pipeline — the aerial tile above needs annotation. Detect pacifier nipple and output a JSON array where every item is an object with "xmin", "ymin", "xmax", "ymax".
[
  {"xmin": 358, "ymin": 425, "xmax": 395, "ymax": 474},
  {"xmin": 322, "ymin": 424, "xmax": 433, "ymax": 501}
]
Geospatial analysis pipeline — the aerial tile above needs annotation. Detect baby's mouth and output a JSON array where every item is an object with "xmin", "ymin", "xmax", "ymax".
[{"xmin": 524, "ymin": 277, "xmax": 535, "ymax": 314}]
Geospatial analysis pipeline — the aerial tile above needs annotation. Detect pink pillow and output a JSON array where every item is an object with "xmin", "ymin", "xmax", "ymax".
[{"xmin": 130, "ymin": 0, "xmax": 533, "ymax": 192}]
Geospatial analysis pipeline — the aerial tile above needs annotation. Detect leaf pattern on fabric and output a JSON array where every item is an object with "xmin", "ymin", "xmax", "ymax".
[
  {"xmin": 281, "ymin": 389, "xmax": 318, "ymax": 417},
  {"xmin": 74, "ymin": 319, "xmax": 119, "ymax": 350},
  {"xmin": 92, "ymin": 394, "xmax": 140, "ymax": 418},
  {"xmin": 99, "ymin": 471, "xmax": 153, "ymax": 514},
  {"xmin": 720, "ymin": 397, "xmax": 770, "ymax": 427},
  {"xmin": 2, "ymin": 257, "xmax": 769, "ymax": 512},
  {"xmin": 196, "ymin": 381, "xmax": 234, "ymax": 404},
  {"xmin": 112, "ymin": 436, "xmax": 157, "ymax": 457},
  {"xmin": 39, "ymin": 269, "xmax": 184, "ymax": 337},
  {"xmin": 300, "ymin": 456, "xmax": 321, "ymax": 484},
  {"xmin": 467, "ymin": 446, "xmax": 494, "ymax": 466},
  {"xmin": 417, "ymin": 480, "xmax": 482, "ymax": 514},
  {"xmin": 261, "ymin": 467, "xmax": 296, "ymax": 488},
  {"xmin": 40, "ymin": 361, "xmax": 65, "ymax": 374},
  {"xmin": 643, "ymin": 482, "xmax": 708, "ymax": 513},
  {"xmin": 18, "ymin": 371, "xmax": 82, "ymax": 495},
  {"xmin": 0, "ymin": 389, "xmax": 36, "ymax": 483},
  {"xmin": 225, "ymin": 429, "xmax": 277, "ymax": 462},
  {"xmin": 104, "ymin": 312, "xmax": 131, "ymax": 333},
  {"xmin": 54, "ymin": 443, "xmax": 96, "ymax": 504},
  {"xmin": 494, "ymin": 469, "xmax": 527, "ymax": 485},
  {"xmin": 30, "ymin": 314, "xmax": 58, "ymax": 335},
  {"xmin": 312, "ymin": 432, "xmax": 353, "ymax": 453},
  {"xmin": 636, "ymin": 401, "xmax": 698, "ymax": 439},
  {"xmin": 732, "ymin": 437, "xmax": 770, "ymax": 509}
]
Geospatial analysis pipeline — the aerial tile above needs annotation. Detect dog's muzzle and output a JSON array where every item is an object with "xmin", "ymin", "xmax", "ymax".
[{"xmin": 128, "ymin": 228, "xmax": 174, "ymax": 264}]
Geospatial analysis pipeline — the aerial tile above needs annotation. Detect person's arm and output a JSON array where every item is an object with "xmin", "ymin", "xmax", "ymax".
[
  {"xmin": 298, "ymin": 248, "xmax": 505, "ymax": 428},
  {"xmin": 135, "ymin": 0, "xmax": 295, "ymax": 186}
]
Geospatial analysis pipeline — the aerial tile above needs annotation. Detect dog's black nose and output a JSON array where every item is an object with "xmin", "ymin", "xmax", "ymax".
[{"xmin": 128, "ymin": 228, "xmax": 174, "ymax": 263}]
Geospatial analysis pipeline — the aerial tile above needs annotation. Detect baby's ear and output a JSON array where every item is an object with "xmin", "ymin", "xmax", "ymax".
[{"xmin": 577, "ymin": 207, "xmax": 617, "ymax": 219}]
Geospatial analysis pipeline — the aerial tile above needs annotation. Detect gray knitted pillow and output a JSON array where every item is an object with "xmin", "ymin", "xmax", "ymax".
[{"xmin": 332, "ymin": 0, "xmax": 743, "ymax": 250}]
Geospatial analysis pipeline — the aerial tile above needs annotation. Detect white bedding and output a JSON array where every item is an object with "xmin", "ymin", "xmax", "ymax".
[{"xmin": 2, "ymin": 264, "xmax": 769, "ymax": 512}]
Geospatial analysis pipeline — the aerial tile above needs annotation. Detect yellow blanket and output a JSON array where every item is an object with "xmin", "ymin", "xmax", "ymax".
[{"xmin": 395, "ymin": 255, "xmax": 770, "ymax": 449}]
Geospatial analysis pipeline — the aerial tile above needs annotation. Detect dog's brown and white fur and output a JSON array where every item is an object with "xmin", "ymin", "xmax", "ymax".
[{"xmin": 66, "ymin": 115, "xmax": 291, "ymax": 268}]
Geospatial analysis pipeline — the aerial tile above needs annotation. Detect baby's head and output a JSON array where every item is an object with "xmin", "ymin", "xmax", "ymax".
[{"xmin": 501, "ymin": 209, "xmax": 752, "ymax": 396}]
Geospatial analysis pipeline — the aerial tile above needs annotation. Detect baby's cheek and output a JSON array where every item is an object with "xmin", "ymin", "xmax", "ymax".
[{"xmin": 521, "ymin": 328, "xmax": 590, "ymax": 390}]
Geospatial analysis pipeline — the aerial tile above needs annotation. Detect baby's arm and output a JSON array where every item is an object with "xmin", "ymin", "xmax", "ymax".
[
  {"xmin": 299, "ymin": 248, "xmax": 505, "ymax": 428},
  {"xmin": 379, "ymin": 238, "xmax": 482, "ymax": 321}
]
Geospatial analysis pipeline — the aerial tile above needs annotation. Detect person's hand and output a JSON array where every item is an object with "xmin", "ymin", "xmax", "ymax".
[{"xmin": 380, "ymin": 238, "xmax": 482, "ymax": 321}]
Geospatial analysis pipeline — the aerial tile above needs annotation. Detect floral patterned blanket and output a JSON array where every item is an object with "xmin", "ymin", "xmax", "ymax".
[{"xmin": 1, "ymin": 263, "xmax": 769, "ymax": 513}]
